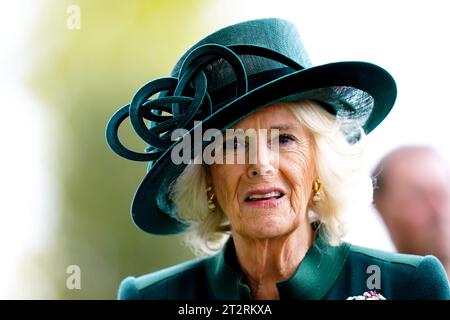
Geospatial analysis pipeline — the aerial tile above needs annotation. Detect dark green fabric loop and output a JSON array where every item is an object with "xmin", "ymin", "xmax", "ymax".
[
  {"xmin": 178, "ymin": 43, "xmax": 248, "ymax": 97},
  {"xmin": 171, "ymin": 71, "xmax": 208, "ymax": 131},
  {"xmin": 142, "ymin": 96, "xmax": 192, "ymax": 122},
  {"xmin": 105, "ymin": 104, "xmax": 163, "ymax": 161}
]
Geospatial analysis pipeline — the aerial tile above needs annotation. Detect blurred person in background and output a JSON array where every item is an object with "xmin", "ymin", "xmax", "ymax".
[{"xmin": 373, "ymin": 146, "xmax": 450, "ymax": 278}]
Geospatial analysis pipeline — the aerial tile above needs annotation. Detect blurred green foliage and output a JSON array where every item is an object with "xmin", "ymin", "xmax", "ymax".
[{"xmin": 28, "ymin": 0, "xmax": 218, "ymax": 299}]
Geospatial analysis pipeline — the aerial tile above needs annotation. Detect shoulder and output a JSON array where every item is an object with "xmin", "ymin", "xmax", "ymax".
[
  {"xmin": 349, "ymin": 244, "xmax": 423, "ymax": 266},
  {"xmin": 118, "ymin": 257, "xmax": 212, "ymax": 300},
  {"xmin": 344, "ymin": 244, "xmax": 450, "ymax": 299}
]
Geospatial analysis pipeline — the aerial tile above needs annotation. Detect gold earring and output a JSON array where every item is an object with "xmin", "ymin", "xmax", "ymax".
[
  {"xmin": 206, "ymin": 186, "xmax": 216, "ymax": 211},
  {"xmin": 312, "ymin": 179, "xmax": 322, "ymax": 205}
]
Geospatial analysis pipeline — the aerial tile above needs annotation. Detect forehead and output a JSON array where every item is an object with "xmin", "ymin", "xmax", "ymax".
[{"xmin": 232, "ymin": 103, "xmax": 301, "ymax": 129}]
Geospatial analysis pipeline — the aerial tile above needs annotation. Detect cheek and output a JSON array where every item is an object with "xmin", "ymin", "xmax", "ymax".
[
  {"xmin": 404, "ymin": 205, "xmax": 433, "ymax": 227},
  {"xmin": 388, "ymin": 194, "xmax": 428, "ymax": 228},
  {"xmin": 281, "ymin": 148, "xmax": 315, "ymax": 211},
  {"xmin": 395, "ymin": 192, "xmax": 428, "ymax": 221},
  {"xmin": 209, "ymin": 165, "xmax": 242, "ymax": 214}
]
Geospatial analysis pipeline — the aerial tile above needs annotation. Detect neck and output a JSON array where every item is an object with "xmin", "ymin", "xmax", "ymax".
[{"xmin": 233, "ymin": 222, "xmax": 314, "ymax": 300}]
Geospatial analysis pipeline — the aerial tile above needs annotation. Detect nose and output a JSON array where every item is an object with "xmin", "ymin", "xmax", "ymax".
[
  {"xmin": 246, "ymin": 134, "xmax": 278, "ymax": 178},
  {"xmin": 247, "ymin": 164, "xmax": 275, "ymax": 177}
]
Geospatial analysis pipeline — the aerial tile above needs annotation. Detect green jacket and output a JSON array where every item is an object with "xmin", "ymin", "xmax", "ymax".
[{"xmin": 118, "ymin": 234, "xmax": 450, "ymax": 300}]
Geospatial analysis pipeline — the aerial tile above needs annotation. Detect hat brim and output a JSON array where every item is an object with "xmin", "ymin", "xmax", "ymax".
[{"xmin": 131, "ymin": 61, "xmax": 396, "ymax": 235}]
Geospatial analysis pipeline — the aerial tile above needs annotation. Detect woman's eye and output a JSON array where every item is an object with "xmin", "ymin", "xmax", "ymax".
[{"xmin": 279, "ymin": 134, "xmax": 295, "ymax": 144}]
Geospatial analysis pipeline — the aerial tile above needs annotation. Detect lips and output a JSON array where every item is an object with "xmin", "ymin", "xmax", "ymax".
[{"xmin": 244, "ymin": 187, "xmax": 286, "ymax": 203}]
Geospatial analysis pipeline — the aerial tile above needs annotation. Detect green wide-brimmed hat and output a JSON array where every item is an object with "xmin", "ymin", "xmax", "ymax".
[{"xmin": 106, "ymin": 18, "xmax": 397, "ymax": 235}]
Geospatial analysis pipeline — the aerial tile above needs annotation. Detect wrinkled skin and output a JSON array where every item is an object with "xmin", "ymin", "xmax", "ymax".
[{"xmin": 207, "ymin": 103, "xmax": 317, "ymax": 299}]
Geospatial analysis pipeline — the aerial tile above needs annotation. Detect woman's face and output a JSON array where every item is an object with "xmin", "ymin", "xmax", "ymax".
[{"xmin": 208, "ymin": 104, "xmax": 316, "ymax": 239}]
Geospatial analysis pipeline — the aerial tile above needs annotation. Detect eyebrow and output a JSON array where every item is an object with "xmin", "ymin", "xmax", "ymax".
[{"xmin": 270, "ymin": 125, "xmax": 300, "ymax": 131}]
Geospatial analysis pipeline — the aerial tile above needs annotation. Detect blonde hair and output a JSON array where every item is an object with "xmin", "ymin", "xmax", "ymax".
[{"xmin": 169, "ymin": 100, "xmax": 373, "ymax": 256}]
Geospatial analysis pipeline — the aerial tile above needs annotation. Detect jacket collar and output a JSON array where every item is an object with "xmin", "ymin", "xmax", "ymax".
[{"xmin": 205, "ymin": 229, "xmax": 350, "ymax": 300}]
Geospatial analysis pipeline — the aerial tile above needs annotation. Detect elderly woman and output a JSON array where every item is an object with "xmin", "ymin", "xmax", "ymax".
[{"xmin": 106, "ymin": 18, "xmax": 450, "ymax": 300}]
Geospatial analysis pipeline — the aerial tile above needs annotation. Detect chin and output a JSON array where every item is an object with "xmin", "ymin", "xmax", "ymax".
[{"xmin": 240, "ymin": 218, "xmax": 297, "ymax": 240}]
